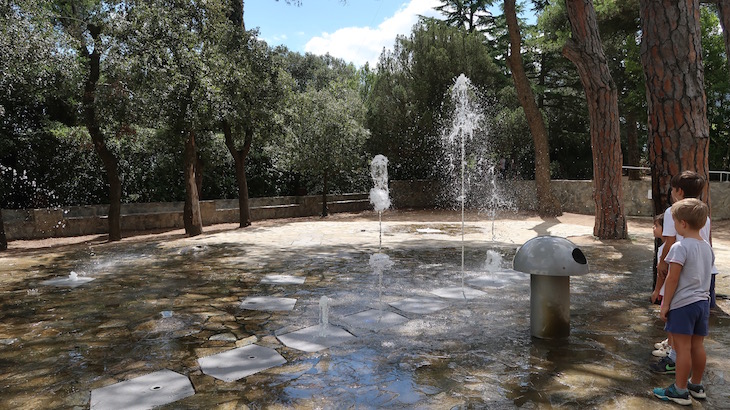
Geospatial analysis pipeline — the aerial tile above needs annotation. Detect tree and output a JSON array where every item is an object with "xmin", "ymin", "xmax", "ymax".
[
  {"xmin": 563, "ymin": 0, "xmax": 627, "ymax": 239},
  {"xmin": 718, "ymin": 1, "xmax": 730, "ymax": 75},
  {"xmin": 435, "ymin": 0, "xmax": 494, "ymax": 32},
  {"xmin": 128, "ymin": 0, "xmax": 229, "ymax": 236},
  {"xmin": 1, "ymin": 0, "xmax": 80, "ymax": 210},
  {"xmin": 220, "ymin": 0, "xmax": 284, "ymax": 227},
  {"xmin": 504, "ymin": 0, "xmax": 561, "ymax": 217},
  {"xmin": 640, "ymin": 0, "xmax": 711, "ymax": 213},
  {"xmin": 702, "ymin": 5, "xmax": 730, "ymax": 171},
  {"xmin": 53, "ymin": 0, "xmax": 126, "ymax": 241},
  {"xmin": 288, "ymin": 83, "xmax": 369, "ymax": 216}
]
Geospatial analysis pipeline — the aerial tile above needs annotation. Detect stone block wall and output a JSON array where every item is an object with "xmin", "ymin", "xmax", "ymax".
[
  {"xmin": 390, "ymin": 178, "xmax": 729, "ymax": 220},
  {"xmin": 2, "ymin": 193, "xmax": 371, "ymax": 240},
  {"xmin": 4, "ymin": 180, "xmax": 728, "ymax": 241}
]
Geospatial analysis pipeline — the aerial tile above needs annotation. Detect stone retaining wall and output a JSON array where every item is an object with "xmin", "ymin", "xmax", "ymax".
[
  {"xmin": 2, "ymin": 193, "xmax": 370, "ymax": 240},
  {"xmin": 4, "ymin": 179, "xmax": 729, "ymax": 241},
  {"xmin": 391, "ymin": 179, "xmax": 730, "ymax": 220}
]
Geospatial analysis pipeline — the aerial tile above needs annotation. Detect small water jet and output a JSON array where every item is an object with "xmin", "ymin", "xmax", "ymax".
[
  {"xmin": 319, "ymin": 295, "xmax": 329, "ymax": 337},
  {"xmin": 40, "ymin": 270, "xmax": 95, "ymax": 288}
]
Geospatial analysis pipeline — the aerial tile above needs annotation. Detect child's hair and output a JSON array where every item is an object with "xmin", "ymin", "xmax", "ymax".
[
  {"xmin": 654, "ymin": 214, "xmax": 664, "ymax": 227},
  {"xmin": 671, "ymin": 171, "xmax": 705, "ymax": 198},
  {"xmin": 670, "ymin": 198, "xmax": 708, "ymax": 230}
]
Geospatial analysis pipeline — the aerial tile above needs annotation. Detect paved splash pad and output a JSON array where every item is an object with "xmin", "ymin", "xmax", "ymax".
[{"xmin": 1, "ymin": 210, "xmax": 729, "ymax": 409}]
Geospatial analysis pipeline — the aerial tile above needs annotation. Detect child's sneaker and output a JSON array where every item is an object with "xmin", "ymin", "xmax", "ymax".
[
  {"xmin": 652, "ymin": 346, "xmax": 670, "ymax": 357},
  {"xmin": 654, "ymin": 338, "xmax": 669, "ymax": 350},
  {"xmin": 653, "ymin": 383, "xmax": 691, "ymax": 405},
  {"xmin": 687, "ymin": 382, "xmax": 706, "ymax": 399},
  {"xmin": 650, "ymin": 356, "xmax": 676, "ymax": 374}
]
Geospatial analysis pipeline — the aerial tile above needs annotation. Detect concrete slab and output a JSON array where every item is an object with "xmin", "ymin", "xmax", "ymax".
[
  {"xmin": 240, "ymin": 296, "xmax": 297, "ymax": 311},
  {"xmin": 342, "ymin": 309, "xmax": 409, "ymax": 331},
  {"xmin": 89, "ymin": 369, "xmax": 194, "ymax": 410},
  {"xmin": 260, "ymin": 274, "xmax": 306, "ymax": 285},
  {"xmin": 41, "ymin": 275, "xmax": 95, "ymax": 288},
  {"xmin": 277, "ymin": 325, "xmax": 356, "ymax": 352},
  {"xmin": 467, "ymin": 270, "xmax": 527, "ymax": 289},
  {"xmin": 198, "ymin": 344, "xmax": 286, "ymax": 382},
  {"xmin": 415, "ymin": 228, "xmax": 444, "ymax": 234},
  {"xmin": 430, "ymin": 286, "xmax": 486, "ymax": 299},
  {"xmin": 389, "ymin": 297, "xmax": 448, "ymax": 314}
]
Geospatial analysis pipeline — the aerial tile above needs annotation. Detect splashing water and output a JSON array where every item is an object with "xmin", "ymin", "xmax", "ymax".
[
  {"xmin": 441, "ymin": 75, "xmax": 485, "ymax": 294},
  {"xmin": 68, "ymin": 271, "xmax": 78, "ymax": 281},
  {"xmin": 483, "ymin": 250, "xmax": 503, "ymax": 271},
  {"xmin": 440, "ymin": 74, "xmax": 516, "ymax": 294}
]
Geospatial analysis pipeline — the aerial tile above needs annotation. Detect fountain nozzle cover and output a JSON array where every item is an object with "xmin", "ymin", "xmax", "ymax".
[{"xmin": 513, "ymin": 236, "xmax": 589, "ymax": 276}]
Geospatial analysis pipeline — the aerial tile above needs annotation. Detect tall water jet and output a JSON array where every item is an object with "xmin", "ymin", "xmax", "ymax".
[
  {"xmin": 369, "ymin": 155, "xmax": 393, "ymax": 310},
  {"xmin": 441, "ymin": 75, "xmax": 486, "ymax": 293},
  {"xmin": 369, "ymin": 154, "xmax": 391, "ymax": 251}
]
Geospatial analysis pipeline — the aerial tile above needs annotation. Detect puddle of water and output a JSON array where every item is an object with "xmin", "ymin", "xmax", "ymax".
[{"xmin": 0, "ymin": 218, "xmax": 728, "ymax": 409}]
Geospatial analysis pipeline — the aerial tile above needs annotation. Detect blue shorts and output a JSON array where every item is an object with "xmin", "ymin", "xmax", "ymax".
[{"xmin": 665, "ymin": 300, "xmax": 710, "ymax": 336}]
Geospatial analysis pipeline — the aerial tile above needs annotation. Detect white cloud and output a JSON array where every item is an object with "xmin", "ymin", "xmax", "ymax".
[{"xmin": 304, "ymin": 0, "xmax": 442, "ymax": 68}]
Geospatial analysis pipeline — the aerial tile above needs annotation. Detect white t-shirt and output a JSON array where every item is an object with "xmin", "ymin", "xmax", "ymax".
[
  {"xmin": 662, "ymin": 207, "xmax": 718, "ymax": 274},
  {"xmin": 664, "ymin": 237, "xmax": 715, "ymax": 310}
]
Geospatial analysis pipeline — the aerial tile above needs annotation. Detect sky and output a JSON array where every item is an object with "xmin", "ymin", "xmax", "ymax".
[{"xmin": 245, "ymin": 0, "xmax": 445, "ymax": 67}]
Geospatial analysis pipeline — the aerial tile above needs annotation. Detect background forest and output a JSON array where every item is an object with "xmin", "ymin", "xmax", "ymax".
[{"xmin": 2, "ymin": 0, "xmax": 729, "ymax": 211}]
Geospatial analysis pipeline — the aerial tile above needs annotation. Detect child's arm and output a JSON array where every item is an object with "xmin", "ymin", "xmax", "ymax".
[
  {"xmin": 660, "ymin": 261, "xmax": 682, "ymax": 321},
  {"xmin": 652, "ymin": 273, "xmax": 665, "ymax": 303},
  {"xmin": 657, "ymin": 235, "xmax": 675, "ymax": 277}
]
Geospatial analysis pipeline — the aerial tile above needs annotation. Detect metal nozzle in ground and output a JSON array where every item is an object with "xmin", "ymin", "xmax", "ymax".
[{"xmin": 513, "ymin": 236, "xmax": 589, "ymax": 339}]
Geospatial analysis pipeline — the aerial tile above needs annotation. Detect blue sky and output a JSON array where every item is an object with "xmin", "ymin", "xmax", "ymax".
[{"xmin": 245, "ymin": 0, "xmax": 445, "ymax": 67}]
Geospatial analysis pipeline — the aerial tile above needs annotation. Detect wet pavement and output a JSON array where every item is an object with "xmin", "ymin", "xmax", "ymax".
[{"xmin": 1, "ymin": 210, "xmax": 729, "ymax": 409}]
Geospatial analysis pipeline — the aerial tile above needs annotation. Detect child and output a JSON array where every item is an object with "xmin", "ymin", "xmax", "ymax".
[
  {"xmin": 651, "ymin": 171, "xmax": 718, "ymax": 373},
  {"xmin": 650, "ymin": 215, "xmax": 672, "ymax": 358},
  {"xmin": 652, "ymin": 214, "xmax": 666, "ymax": 305},
  {"xmin": 652, "ymin": 198, "xmax": 714, "ymax": 405},
  {"xmin": 656, "ymin": 171, "xmax": 718, "ymax": 307}
]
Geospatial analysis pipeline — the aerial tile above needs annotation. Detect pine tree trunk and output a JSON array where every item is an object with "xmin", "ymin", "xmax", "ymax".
[
  {"xmin": 626, "ymin": 113, "xmax": 642, "ymax": 181},
  {"xmin": 563, "ymin": 0, "xmax": 628, "ymax": 239},
  {"xmin": 223, "ymin": 120, "xmax": 252, "ymax": 228},
  {"xmin": 0, "ymin": 209, "xmax": 7, "ymax": 251},
  {"xmin": 640, "ymin": 0, "xmax": 711, "ymax": 214},
  {"xmin": 183, "ymin": 130, "xmax": 203, "ymax": 236},
  {"xmin": 504, "ymin": 0, "xmax": 561, "ymax": 217},
  {"xmin": 81, "ymin": 27, "xmax": 122, "ymax": 241}
]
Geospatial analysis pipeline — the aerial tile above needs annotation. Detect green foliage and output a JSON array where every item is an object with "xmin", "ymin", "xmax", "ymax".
[
  {"xmin": 365, "ymin": 19, "xmax": 508, "ymax": 180},
  {"xmin": 701, "ymin": 5, "xmax": 730, "ymax": 171},
  {"xmin": 5, "ymin": 0, "xmax": 730, "ymax": 212},
  {"xmin": 285, "ymin": 81, "xmax": 370, "ymax": 194}
]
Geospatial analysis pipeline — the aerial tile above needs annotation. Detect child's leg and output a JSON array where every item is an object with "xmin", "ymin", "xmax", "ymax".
[
  {"xmin": 671, "ymin": 333, "xmax": 692, "ymax": 389},
  {"xmin": 667, "ymin": 333, "xmax": 676, "ymax": 362},
  {"xmin": 690, "ymin": 335, "xmax": 706, "ymax": 385}
]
